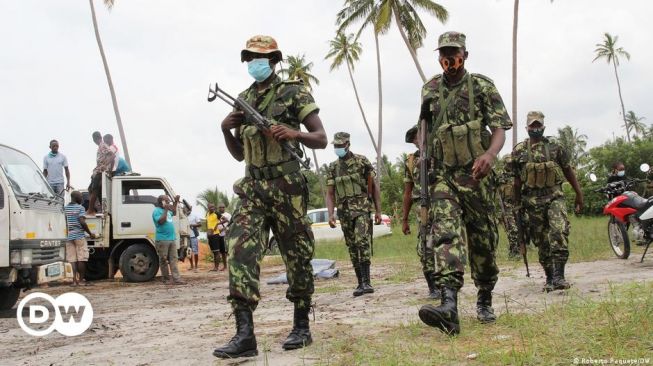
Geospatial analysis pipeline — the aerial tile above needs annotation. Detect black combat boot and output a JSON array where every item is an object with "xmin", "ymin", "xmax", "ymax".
[
  {"xmin": 353, "ymin": 265, "xmax": 364, "ymax": 297},
  {"xmin": 213, "ymin": 308, "xmax": 258, "ymax": 359},
  {"xmin": 551, "ymin": 261, "xmax": 571, "ymax": 290},
  {"xmin": 361, "ymin": 262, "xmax": 375, "ymax": 294},
  {"xmin": 418, "ymin": 287, "xmax": 460, "ymax": 335},
  {"xmin": 282, "ymin": 304, "xmax": 312, "ymax": 350},
  {"xmin": 542, "ymin": 264, "xmax": 554, "ymax": 293},
  {"xmin": 424, "ymin": 271, "xmax": 440, "ymax": 299},
  {"xmin": 476, "ymin": 289, "xmax": 497, "ymax": 323}
]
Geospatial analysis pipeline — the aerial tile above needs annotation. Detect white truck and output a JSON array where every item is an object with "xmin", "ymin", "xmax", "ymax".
[
  {"xmin": 0, "ymin": 144, "xmax": 68, "ymax": 310},
  {"xmin": 82, "ymin": 172, "xmax": 191, "ymax": 282}
]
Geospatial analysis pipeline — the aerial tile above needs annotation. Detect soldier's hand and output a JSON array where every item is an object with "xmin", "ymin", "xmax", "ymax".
[
  {"xmin": 402, "ymin": 220, "xmax": 411, "ymax": 235},
  {"xmin": 328, "ymin": 215, "xmax": 337, "ymax": 228},
  {"xmin": 472, "ymin": 152, "xmax": 495, "ymax": 180},
  {"xmin": 221, "ymin": 111, "xmax": 245, "ymax": 132},
  {"xmin": 575, "ymin": 194, "xmax": 584, "ymax": 214},
  {"xmin": 270, "ymin": 125, "xmax": 299, "ymax": 141},
  {"xmin": 374, "ymin": 212, "xmax": 382, "ymax": 225}
]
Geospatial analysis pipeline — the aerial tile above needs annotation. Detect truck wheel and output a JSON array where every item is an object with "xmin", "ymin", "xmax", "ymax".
[
  {"xmin": 0, "ymin": 285, "xmax": 21, "ymax": 310},
  {"xmin": 119, "ymin": 243, "xmax": 159, "ymax": 282},
  {"xmin": 85, "ymin": 258, "xmax": 110, "ymax": 281}
]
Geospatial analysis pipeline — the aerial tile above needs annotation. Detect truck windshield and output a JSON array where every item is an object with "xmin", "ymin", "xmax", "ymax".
[{"xmin": 0, "ymin": 145, "xmax": 55, "ymax": 198}]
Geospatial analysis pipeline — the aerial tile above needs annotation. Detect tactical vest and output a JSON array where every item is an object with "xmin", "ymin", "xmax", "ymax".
[
  {"xmin": 431, "ymin": 75, "xmax": 490, "ymax": 169},
  {"xmin": 334, "ymin": 159, "xmax": 367, "ymax": 205},
  {"xmin": 522, "ymin": 140, "xmax": 559, "ymax": 189},
  {"xmin": 240, "ymin": 81, "xmax": 301, "ymax": 173}
]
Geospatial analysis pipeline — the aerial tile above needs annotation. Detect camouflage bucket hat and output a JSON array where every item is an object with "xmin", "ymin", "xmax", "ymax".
[
  {"xmin": 331, "ymin": 132, "xmax": 350, "ymax": 145},
  {"xmin": 241, "ymin": 35, "xmax": 283, "ymax": 62},
  {"xmin": 527, "ymin": 111, "xmax": 545, "ymax": 126},
  {"xmin": 435, "ymin": 31, "xmax": 466, "ymax": 50},
  {"xmin": 405, "ymin": 125, "xmax": 418, "ymax": 143}
]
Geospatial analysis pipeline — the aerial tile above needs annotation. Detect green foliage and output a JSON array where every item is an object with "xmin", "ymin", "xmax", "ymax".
[
  {"xmin": 379, "ymin": 154, "xmax": 405, "ymax": 220},
  {"xmin": 556, "ymin": 125, "xmax": 588, "ymax": 168},
  {"xmin": 278, "ymin": 54, "xmax": 320, "ymax": 90},
  {"xmin": 195, "ymin": 187, "xmax": 233, "ymax": 212},
  {"xmin": 304, "ymin": 167, "xmax": 326, "ymax": 210}
]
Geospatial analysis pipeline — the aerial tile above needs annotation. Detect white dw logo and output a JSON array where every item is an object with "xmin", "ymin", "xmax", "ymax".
[{"xmin": 16, "ymin": 292, "xmax": 94, "ymax": 336}]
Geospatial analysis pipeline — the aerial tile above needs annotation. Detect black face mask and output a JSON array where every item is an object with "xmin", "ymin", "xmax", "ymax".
[{"xmin": 528, "ymin": 129, "xmax": 544, "ymax": 139}]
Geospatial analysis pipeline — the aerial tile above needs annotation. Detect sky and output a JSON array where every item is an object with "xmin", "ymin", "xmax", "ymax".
[{"xmin": 1, "ymin": 0, "xmax": 651, "ymax": 215}]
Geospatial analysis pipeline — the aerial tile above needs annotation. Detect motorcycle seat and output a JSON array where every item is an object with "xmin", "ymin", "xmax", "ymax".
[{"xmin": 622, "ymin": 192, "xmax": 648, "ymax": 209}]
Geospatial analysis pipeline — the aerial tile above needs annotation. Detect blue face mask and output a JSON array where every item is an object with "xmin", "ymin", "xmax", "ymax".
[
  {"xmin": 247, "ymin": 58, "xmax": 273, "ymax": 82},
  {"xmin": 335, "ymin": 147, "xmax": 347, "ymax": 158},
  {"xmin": 617, "ymin": 170, "xmax": 625, "ymax": 177}
]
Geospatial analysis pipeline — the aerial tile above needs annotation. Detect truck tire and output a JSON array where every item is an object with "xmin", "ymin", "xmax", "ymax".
[
  {"xmin": 85, "ymin": 258, "xmax": 110, "ymax": 281},
  {"xmin": 119, "ymin": 243, "xmax": 159, "ymax": 282},
  {"xmin": 0, "ymin": 285, "xmax": 21, "ymax": 310}
]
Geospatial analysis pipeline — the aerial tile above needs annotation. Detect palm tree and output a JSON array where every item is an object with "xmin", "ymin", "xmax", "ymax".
[
  {"xmin": 624, "ymin": 111, "xmax": 647, "ymax": 138},
  {"xmin": 278, "ymin": 55, "xmax": 320, "ymax": 90},
  {"xmin": 338, "ymin": 0, "xmax": 448, "ymax": 83},
  {"xmin": 557, "ymin": 125, "xmax": 588, "ymax": 168},
  {"xmin": 511, "ymin": 0, "xmax": 519, "ymax": 147},
  {"xmin": 336, "ymin": 0, "xmax": 384, "ymax": 188},
  {"xmin": 196, "ymin": 187, "xmax": 231, "ymax": 212},
  {"xmin": 325, "ymin": 32, "xmax": 378, "ymax": 152},
  {"xmin": 89, "ymin": 0, "xmax": 131, "ymax": 167},
  {"xmin": 593, "ymin": 33, "xmax": 631, "ymax": 141}
]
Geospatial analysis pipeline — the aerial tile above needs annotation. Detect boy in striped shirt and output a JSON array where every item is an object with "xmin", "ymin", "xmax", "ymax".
[{"xmin": 65, "ymin": 191, "xmax": 96, "ymax": 286}]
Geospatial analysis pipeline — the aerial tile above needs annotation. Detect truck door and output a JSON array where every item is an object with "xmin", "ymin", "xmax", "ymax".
[
  {"xmin": 114, "ymin": 179, "xmax": 179, "ymax": 247},
  {"xmin": 0, "ymin": 182, "xmax": 8, "ymax": 267}
]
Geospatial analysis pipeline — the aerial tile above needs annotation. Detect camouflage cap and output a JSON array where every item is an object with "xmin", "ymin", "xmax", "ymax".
[
  {"xmin": 331, "ymin": 132, "xmax": 350, "ymax": 145},
  {"xmin": 435, "ymin": 31, "xmax": 466, "ymax": 50},
  {"xmin": 526, "ymin": 111, "xmax": 545, "ymax": 126},
  {"xmin": 241, "ymin": 35, "xmax": 283, "ymax": 62},
  {"xmin": 405, "ymin": 125, "xmax": 418, "ymax": 143}
]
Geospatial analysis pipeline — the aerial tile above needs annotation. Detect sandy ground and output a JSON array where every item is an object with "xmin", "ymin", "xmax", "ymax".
[{"xmin": 1, "ymin": 255, "xmax": 652, "ymax": 366}]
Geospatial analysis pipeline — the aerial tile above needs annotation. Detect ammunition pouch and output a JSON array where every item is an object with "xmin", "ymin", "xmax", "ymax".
[
  {"xmin": 335, "ymin": 173, "xmax": 364, "ymax": 202},
  {"xmin": 245, "ymin": 160, "xmax": 300, "ymax": 180},
  {"xmin": 436, "ymin": 118, "xmax": 488, "ymax": 168}
]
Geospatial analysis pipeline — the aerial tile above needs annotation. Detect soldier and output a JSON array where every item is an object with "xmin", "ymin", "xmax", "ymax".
[
  {"xmin": 213, "ymin": 35, "xmax": 327, "ymax": 359},
  {"xmin": 512, "ymin": 111, "xmax": 583, "ymax": 292},
  {"xmin": 496, "ymin": 154, "xmax": 521, "ymax": 258},
  {"xmin": 325, "ymin": 132, "xmax": 382, "ymax": 297},
  {"xmin": 401, "ymin": 125, "xmax": 440, "ymax": 299},
  {"xmin": 417, "ymin": 31, "xmax": 512, "ymax": 335}
]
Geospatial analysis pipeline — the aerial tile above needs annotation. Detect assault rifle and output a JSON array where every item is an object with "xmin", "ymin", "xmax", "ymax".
[
  {"xmin": 418, "ymin": 99, "xmax": 431, "ymax": 258},
  {"xmin": 207, "ymin": 83, "xmax": 311, "ymax": 170},
  {"xmin": 514, "ymin": 208, "xmax": 530, "ymax": 277}
]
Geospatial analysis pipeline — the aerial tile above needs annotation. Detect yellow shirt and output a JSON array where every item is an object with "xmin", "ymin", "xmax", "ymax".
[{"xmin": 206, "ymin": 212, "xmax": 220, "ymax": 235}]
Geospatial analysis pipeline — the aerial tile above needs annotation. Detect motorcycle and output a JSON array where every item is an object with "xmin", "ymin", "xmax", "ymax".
[{"xmin": 590, "ymin": 164, "xmax": 653, "ymax": 262}]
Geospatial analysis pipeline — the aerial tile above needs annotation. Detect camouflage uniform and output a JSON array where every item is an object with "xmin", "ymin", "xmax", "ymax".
[
  {"xmin": 326, "ymin": 148, "xmax": 375, "ymax": 266},
  {"xmin": 512, "ymin": 134, "xmax": 571, "ymax": 279},
  {"xmin": 226, "ymin": 73, "xmax": 318, "ymax": 312},
  {"xmin": 417, "ymin": 31, "xmax": 511, "ymax": 335},
  {"xmin": 496, "ymin": 155, "xmax": 520, "ymax": 256},
  {"xmin": 421, "ymin": 72, "xmax": 512, "ymax": 292},
  {"xmin": 403, "ymin": 150, "xmax": 436, "ymax": 274}
]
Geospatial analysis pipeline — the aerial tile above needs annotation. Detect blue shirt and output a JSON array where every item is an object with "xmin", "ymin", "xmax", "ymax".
[
  {"xmin": 65, "ymin": 203, "xmax": 86, "ymax": 240},
  {"xmin": 152, "ymin": 207, "xmax": 176, "ymax": 241}
]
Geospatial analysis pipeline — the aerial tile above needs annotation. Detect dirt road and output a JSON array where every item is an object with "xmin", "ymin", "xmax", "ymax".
[{"xmin": 1, "ymin": 257, "xmax": 652, "ymax": 366}]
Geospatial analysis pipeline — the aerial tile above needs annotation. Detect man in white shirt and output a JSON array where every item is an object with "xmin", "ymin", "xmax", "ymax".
[
  {"xmin": 187, "ymin": 207, "xmax": 202, "ymax": 271},
  {"xmin": 43, "ymin": 139, "xmax": 70, "ymax": 195}
]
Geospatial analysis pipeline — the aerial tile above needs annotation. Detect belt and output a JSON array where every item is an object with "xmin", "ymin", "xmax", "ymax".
[
  {"xmin": 522, "ymin": 185, "xmax": 562, "ymax": 197},
  {"xmin": 245, "ymin": 160, "xmax": 300, "ymax": 180}
]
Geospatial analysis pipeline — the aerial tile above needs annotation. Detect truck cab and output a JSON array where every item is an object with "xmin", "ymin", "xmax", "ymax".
[
  {"xmin": 83, "ymin": 173, "xmax": 190, "ymax": 282},
  {"xmin": 0, "ymin": 144, "xmax": 68, "ymax": 310}
]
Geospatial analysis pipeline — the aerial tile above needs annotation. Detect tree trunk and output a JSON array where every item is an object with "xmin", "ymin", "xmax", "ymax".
[
  {"xmin": 393, "ymin": 9, "xmax": 427, "ymax": 83},
  {"xmin": 346, "ymin": 60, "xmax": 377, "ymax": 151},
  {"xmin": 89, "ymin": 0, "xmax": 132, "ymax": 167},
  {"xmin": 512, "ymin": 0, "xmax": 519, "ymax": 147},
  {"xmin": 312, "ymin": 149, "xmax": 325, "ymax": 200},
  {"xmin": 374, "ymin": 32, "xmax": 383, "ymax": 190},
  {"xmin": 612, "ymin": 61, "xmax": 629, "ymax": 142}
]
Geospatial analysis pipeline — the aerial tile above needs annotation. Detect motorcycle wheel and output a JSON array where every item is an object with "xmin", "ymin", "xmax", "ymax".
[{"xmin": 608, "ymin": 217, "xmax": 631, "ymax": 259}]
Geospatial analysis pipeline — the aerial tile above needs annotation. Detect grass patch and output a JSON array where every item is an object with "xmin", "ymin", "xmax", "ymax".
[
  {"xmin": 315, "ymin": 282, "xmax": 653, "ymax": 365},
  {"xmin": 312, "ymin": 216, "xmax": 638, "ymax": 268}
]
